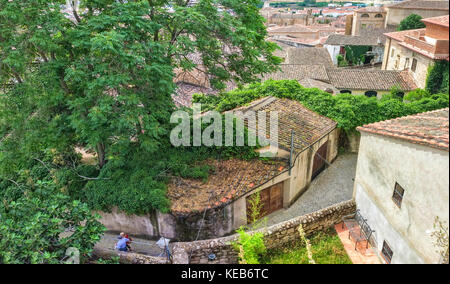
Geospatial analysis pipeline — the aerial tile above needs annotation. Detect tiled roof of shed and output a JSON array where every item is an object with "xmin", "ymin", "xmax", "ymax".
[
  {"xmin": 231, "ymin": 97, "xmax": 337, "ymax": 151},
  {"xmin": 168, "ymin": 158, "xmax": 287, "ymax": 214},
  {"xmin": 326, "ymin": 69, "xmax": 417, "ymax": 91},
  {"xmin": 357, "ymin": 108, "xmax": 449, "ymax": 151}
]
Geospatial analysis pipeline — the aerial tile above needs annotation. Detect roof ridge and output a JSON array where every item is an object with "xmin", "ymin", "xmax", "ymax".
[{"xmin": 361, "ymin": 107, "xmax": 449, "ymax": 127}]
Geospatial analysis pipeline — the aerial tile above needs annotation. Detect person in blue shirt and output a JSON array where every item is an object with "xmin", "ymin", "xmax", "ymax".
[{"xmin": 116, "ymin": 233, "xmax": 130, "ymax": 252}]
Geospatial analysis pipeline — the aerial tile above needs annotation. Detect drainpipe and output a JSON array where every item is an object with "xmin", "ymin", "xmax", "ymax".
[
  {"xmin": 289, "ymin": 130, "xmax": 295, "ymax": 176},
  {"xmin": 384, "ymin": 38, "xmax": 391, "ymax": 70}
]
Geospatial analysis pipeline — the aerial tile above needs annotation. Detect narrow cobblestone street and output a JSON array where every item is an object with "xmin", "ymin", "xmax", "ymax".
[{"xmin": 266, "ymin": 153, "xmax": 358, "ymax": 226}]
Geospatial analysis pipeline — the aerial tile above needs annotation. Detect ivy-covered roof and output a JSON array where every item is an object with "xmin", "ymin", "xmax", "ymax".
[{"xmin": 167, "ymin": 158, "xmax": 287, "ymax": 215}]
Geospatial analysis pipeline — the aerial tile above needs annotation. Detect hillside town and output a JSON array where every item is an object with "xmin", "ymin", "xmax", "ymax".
[{"xmin": 0, "ymin": 0, "xmax": 448, "ymax": 268}]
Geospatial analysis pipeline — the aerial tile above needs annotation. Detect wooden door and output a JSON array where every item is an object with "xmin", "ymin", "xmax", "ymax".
[
  {"xmin": 246, "ymin": 182, "xmax": 284, "ymax": 224},
  {"xmin": 312, "ymin": 141, "xmax": 328, "ymax": 180}
]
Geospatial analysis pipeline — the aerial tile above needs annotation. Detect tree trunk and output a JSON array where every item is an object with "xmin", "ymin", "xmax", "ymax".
[{"xmin": 97, "ymin": 143, "xmax": 107, "ymax": 169}]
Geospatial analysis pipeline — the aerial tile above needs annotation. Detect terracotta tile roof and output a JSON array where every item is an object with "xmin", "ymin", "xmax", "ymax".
[
  {"xmin": 422, "ymin": 15, "xmax": 450, "ymax": 27},
  {"xmin": 286, "ymin": 47, "xmax": 334, "ymax": 66},
  {"xmin": 231, "ymin": 97, "xmax": 337, "ymax": 151},
  {"xmin": 326, "ymin": 68, "xmax": 417, "ymax": 91},
  {"xmin": 262, "ymin": 64, "xmax": 329, "ymax": 82},
  {"xmin": 384, "ymin": 28, "xmax": 425, "ymax": 42},
  {"xmin": 167, "ymin": 158, "xmax": 287, "ymax": 214},
  {"xmin": 387, "ymin": 0, "xmax": 449, "ymax": 11},
  {"xmin": 358, "ymin": 108, "xmax": 449, "ymax": 151}
]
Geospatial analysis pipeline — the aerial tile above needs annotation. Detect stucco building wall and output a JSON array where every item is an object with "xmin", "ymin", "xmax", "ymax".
[
  {"xmin": 385, "ymin": 8, "xmax": 449, "ymax": 28},
  {"xmin": 352, "ymin": 11, "xmax": 386, "ymax": 36},
  {"xmin": 382, "ymin": 38, "xmax": 433, "ymax": 88},
  {"xmin": 353, "ymin": 132, "xmax": 449, "ymax": 264}
]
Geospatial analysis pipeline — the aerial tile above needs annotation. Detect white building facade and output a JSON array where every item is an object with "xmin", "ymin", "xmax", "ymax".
[{"xmin": 354, "ymin": 108, "xmax": 449, "ymax": 264}]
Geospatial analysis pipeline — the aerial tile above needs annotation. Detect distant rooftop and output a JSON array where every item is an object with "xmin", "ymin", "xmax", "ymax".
[
  {"xmin": 262, "ymin": 64, "xmax": 329, "ymax": 82},
  {"xmin": 358, "ymin": 108, "xmax": 449, "ymax": 151},
  {"xmin": 326, "ymin": 69, "xmax": 417, "ymax": 91},
  {"xmin": 325, "ymin": 34, "xmax": 382, "ymax": 46},
  {"xmin": 286, "ymin": 47, "xmax": 333, "ymax": 66},
  {"xmin": 387, "ymin": 0, "xmax": 449, "ymax": 11},
  {"xmin": 356, "ymin": 6, "xmax": 386, "ymax": 13},
  {"xmin": 268, "ymin": 24, "xmax": 318, "ymax": 34}
]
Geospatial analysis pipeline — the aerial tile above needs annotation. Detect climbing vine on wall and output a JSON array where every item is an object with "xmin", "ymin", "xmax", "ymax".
[{"xmin": 426, "ymin": 60, "xmax": 450, "ymax": 95}]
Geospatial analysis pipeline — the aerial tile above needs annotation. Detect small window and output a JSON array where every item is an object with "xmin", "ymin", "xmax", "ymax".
[
  {"xmin": 391, "ymin": 48, "xmax": 395, "ymax": 57},
  {"xmin": 404, "ymin": 58, "xmax": 410, "ymax": 70},
  {"xmin": 361, "ymin": 13, "xmax": 369, "ymax": 18},
  {"xmin": 411, "ymin": 58, "xmax": 418, "ymax": 72},
  {"xmin": 365, "ymin": 91, "xmax": 378, "ymax": 97},
  {"xmin": 392, "ymin": 182, "xmax": 405, "ymax": 208},
  {"xmin": 381, "ymin": 241, "xmax": 393, "ymax": 264},
  {"xmin": 375, "ymin": 14, "xmax": 383, "ymax": 18}
]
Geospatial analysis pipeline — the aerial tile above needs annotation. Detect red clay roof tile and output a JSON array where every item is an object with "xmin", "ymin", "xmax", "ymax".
[{"xmin": 357, "ymin": 108, "xmax": 449, "ymax": 151}]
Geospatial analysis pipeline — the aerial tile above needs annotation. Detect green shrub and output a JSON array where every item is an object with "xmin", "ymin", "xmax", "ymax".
[
  {"xmin": 405, "ymin": 89, "xmax": 431, "ymax": 102},
  {"xmin": 398, "ymin": 14, "xmax": 426, "ymax": 31},
  {"xmin": 233, "ymin": 228, "xmax": 266, "ymax": 264},
  {"xmin": 426, "ymin": 61, "xmax": 450, "ymax": 94},
  {"xmin": 0, "ymin": 180, "xmax": 105, "ymax": 264}
]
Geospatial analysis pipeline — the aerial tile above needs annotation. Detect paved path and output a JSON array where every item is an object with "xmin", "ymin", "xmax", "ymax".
[{"xmin": 266, "ymin": 153, "xmax": 357, "ymax": 226}]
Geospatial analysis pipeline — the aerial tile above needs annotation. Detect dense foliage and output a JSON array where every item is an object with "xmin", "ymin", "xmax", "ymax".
[
  {"xmin": 193, "ymin": 79, "xmax": 450, "ymax": 132},
  {"xmin": 426, "ymin": 60, "xmax": 450, "ymax": 95},
  {"xmin": 0, "ymin": 178, "xmax": 105, "ymax": 264},
  {"xmin": 0, "ymin": 0, "xmax": 280, "ymax": 215},
  {"xmin": 0, "ymin": 0, "xmax": 281, "ymax": 263},
  {"xmin": 398, "ymin": 14, "xmax": 426, "ymax": 31},
  {"xmin": 344, "ymin": 46, "xmax": 371, "ymax": 66}
]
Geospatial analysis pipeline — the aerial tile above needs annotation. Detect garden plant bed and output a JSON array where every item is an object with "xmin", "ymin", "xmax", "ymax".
[{"xmin": 261, "ymin": 227, "xmax": 352, "ymax": 264}]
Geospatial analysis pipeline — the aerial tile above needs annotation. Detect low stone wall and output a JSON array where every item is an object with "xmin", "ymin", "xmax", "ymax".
[
  {"xmin": 97, "ymin": 205, "xmax": 234, "ymax": 242},
  {"xmin": 171, "ymin": 200, "xmax": 356, "ymax": 264},
  {"xmin": 93, "ymin": 247, "xmax": 170, "ymax": 264}
]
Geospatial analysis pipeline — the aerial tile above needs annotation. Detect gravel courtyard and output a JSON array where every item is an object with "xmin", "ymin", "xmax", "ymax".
[{"xmin": 266, "ymin": 153, "xmax": 358, "ymax": 226}]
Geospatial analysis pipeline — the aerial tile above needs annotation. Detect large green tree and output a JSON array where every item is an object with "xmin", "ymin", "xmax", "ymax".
[
  {"xmin": 398, "ymin": 13, "xmax": 426, "ymax": 31},
  {"xmin": 0, "ymin": 0, "xmax": 280, "ymax": 211}
]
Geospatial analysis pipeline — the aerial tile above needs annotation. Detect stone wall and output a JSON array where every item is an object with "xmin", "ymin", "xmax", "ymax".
[
  {"xmin": 97, "ymin": 205, "xmax": 235, "ymax": 242},
  {"xmin": 171, "ymin": 200, "xmax": 356, "ymax": 264},
  {"xmin": 93, "ymin": 247, "xmax": 170, "ymax": 264}
]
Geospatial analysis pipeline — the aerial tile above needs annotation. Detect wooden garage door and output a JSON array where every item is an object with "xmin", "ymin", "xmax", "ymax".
[
  {"xmin": 246, "ymin": 182, "xmax": 283, "ymax": 224},
  {"xmin": 312, "ymin": 141, "xmax": 328, "ymax": 180}
]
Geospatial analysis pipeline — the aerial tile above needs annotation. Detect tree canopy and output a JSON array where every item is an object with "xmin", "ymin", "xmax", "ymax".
[
  {"xmin": 398, "ymin": 13, "xmax": 426, "ymax": 31},
  {"xmin": 0, "ymin": 0, "xmax": 280, "ymax": 213}
]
